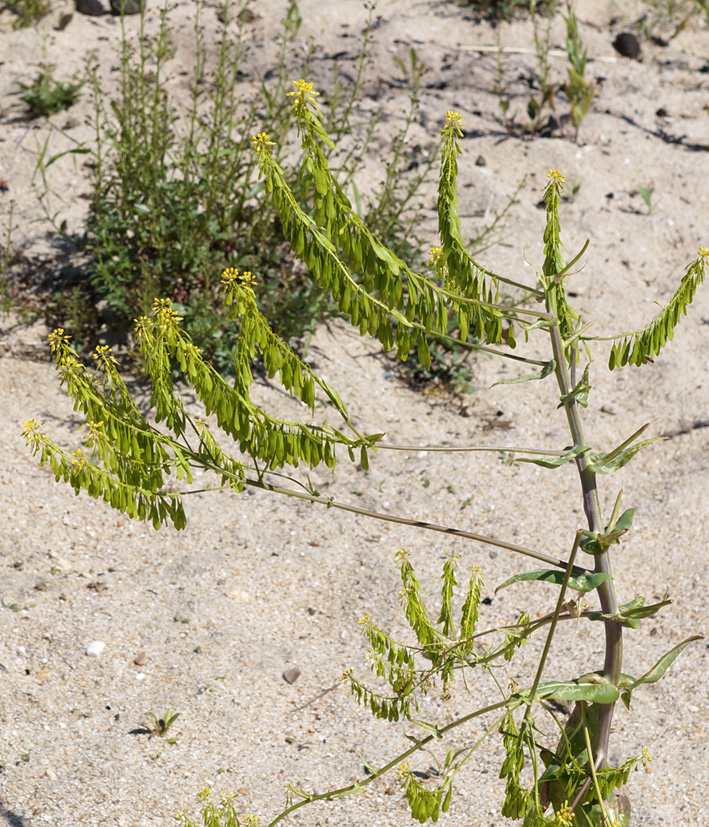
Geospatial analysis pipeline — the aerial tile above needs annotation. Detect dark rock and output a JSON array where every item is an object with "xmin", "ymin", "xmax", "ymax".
[
  {"xmin": 475, "ymin": 155, "xmax": 487, "ymax": 167},
  {"xmin": 282, "ymin": 666, "xmax": 301, "ymax": 685},
  {"xmin": 110, "ymin": 0, "xmax": 145, "ymax": 14},
  {"xmin": 613, "ymin": 33, "xmax": 641, "ymax": 60},
  {"xmin": 75, "ymin": 0, "xmax": 105, "ymax": 16},
  {"xmin": 56, "ymin": 12, "xmax": 73, "ymax": 30},
  {"xmin": 133, "ymin": 651, "xmax": 148, "ymax": 666}
]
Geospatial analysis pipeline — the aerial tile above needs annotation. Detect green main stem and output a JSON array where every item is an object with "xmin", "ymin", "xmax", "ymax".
[{"xmin": 548, "ymin": 321, "xmax": 622, "ymax": 770}]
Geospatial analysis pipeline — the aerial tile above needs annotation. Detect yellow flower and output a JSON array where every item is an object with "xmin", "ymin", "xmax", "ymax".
[
  {"xmin": 83, "ymin": 420, "xmax": 106, "ymax": 449},
  {"xmin": 242, "ymin": 816, "xmax": 260, "ymax": 827},
  {"xmin": 152, "ymin": 298, "xmax": 183, "ymax": 330},
  {"xmin": 133, "ymin": 315, "xmax": 155, "ymax": 340},
  {"xmin": 547, "ymin": 169, "xmax": 566, "ymax": 187},
  {"xmin": 397, "ymin": 762, "xmax": 412, "ymax": 782},
  {"xmin": 93, "ymin": 344, "xmax": 118, "ymax": 369},
  {"xmin": 445, "ymin": 110, "xmax": 463, "ymax": 127},
  {"xmin": 22, "ymin": 419, "xmax": 42, "ymax": 448},
  {"xmin": 555, "ymin": 801, "xmax": 574, "ymax": 826},
  {"xmin": 288, "ymin": 79, "xmax": 319, "ymax": 108},
  {"xmin": 698, "ymin": 247, "xmax": 709, "ymax": 259},
  {"xmin": 429, "ymin": 246, "xmax": 443, "ymax": 267},
  {"xmin": 70, "ymin": 448, "xmax": 88, "ymax": 470},
  {"xmin": 641, "ymin": 746, "xmax": 652, "ymax": 764},
  {"xmin": 48, "ymin": 328, "xmax": 70, "ymax": 354},
  {"xmin": 251, "ymin": 132, "xmax": 276, "ymax": 155},
  {"xmin": 221, "ymin": 267, "xmax": 257, "ymax": 290},
  {"xmin": 197, "ymin": 787, "xmax": 211, "ymax": 802}
]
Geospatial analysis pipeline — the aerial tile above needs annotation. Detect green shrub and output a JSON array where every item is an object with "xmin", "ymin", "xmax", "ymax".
[
  {"xmin": 17, "ymin": 64, "xmax": 84, "ymax": 118},
  {"xmin": 64, "ymin": 2, "xmax": 436, "ymax": 375},
  {"xmin": 2, "ymin": 0, "xmax": 49, "ymax": 28}
]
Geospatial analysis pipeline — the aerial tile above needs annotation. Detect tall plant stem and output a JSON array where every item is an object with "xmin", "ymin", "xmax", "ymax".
[
  {"xmin": 548, "ymin": 321, "xmax": 622, "ymax": 768},
  {"xmin": 240, "ymin": 475, "xmax": 585, "ymax": 572}
]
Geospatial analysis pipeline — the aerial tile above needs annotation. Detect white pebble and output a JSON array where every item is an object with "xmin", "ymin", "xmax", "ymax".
[{"xmin": 85, "ymin": 641, "xmax": 105, "ymax": 657}]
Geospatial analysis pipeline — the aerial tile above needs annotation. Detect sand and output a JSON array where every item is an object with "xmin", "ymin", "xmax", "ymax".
[{"xmin": 1, "ymin": 1, "xmax": 708, "ymax": 825}]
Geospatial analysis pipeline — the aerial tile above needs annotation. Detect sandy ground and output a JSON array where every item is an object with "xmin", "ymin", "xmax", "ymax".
[{"xmin": 1, "ymin": 1, "xmax": 708, "ymax": 825}]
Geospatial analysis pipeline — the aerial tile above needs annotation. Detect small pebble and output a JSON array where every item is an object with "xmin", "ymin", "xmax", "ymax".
[
  {"xmin": 613, "ymin": 33, "xmax": 641, "ymax": 60},
  {"xmin": 133, "ymin": 651, "xmax": 147, "ymax": 666},
  {"xmin": 86, "ymin": 641, "xmax": 105, "ymax": 658},
  {"xmin": 475, "ymin": 155, "xmax": 487, "ymax": 167},
  {"xmin": 282, "ymin": 666, "xmax": 301, "ymax": 685}
]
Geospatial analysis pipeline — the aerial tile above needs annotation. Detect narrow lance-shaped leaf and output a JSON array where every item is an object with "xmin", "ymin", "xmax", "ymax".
[
  {"xmin": 495, "ymin": 569, "xmax": 612, "ymax": 594},
  {"xmin": 620, "ymin": 635, "xmax": 703, "ymax": 708}
]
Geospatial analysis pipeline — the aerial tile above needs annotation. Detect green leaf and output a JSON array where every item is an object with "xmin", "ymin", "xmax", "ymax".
[
  {"xmin": 587, "ymin": 438, "xmax": 661, "ymax": 474},
  {"xmin": 580, "ymin": 508, "xmax": 635, "ymax": 555},
  {"xmin": 587, "ymin": 595, "xmax": 673, "ymax": 629},
  {"xmin": 512, "ymin": 444, "xmax": 588, "ymax": 469},
  {"xmin": 492, "ymin": 360, "xmax": 556, "ymax": 386},
  {"xmin": 524, "ymin": 675, "xmax": 619, "ymax": 705},
  {"xmin": 495, "ymin": 569, "xmax": 611, "ymax": 594},
  {"xmin": 620, "ymin": 635, "xmax": 703, "ymax": 707}
]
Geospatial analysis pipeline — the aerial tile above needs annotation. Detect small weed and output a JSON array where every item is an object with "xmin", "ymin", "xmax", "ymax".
[
  {"xmin": 527, "ymin": 0, "xmax": 557, "ymax": 132},
  {"xmin": 1, "ymin": 202, "xmax": 17, "ymax": 312},
  {"xmin": 637, "ymin": 185, "xmax": 654, "ymax": 214},
  {"xmin": 2, "ymin": 0, "xmax": 49, "ymax": 28},
  {"xmin": 142, "ymin": 708, "xmax": 181, "ymax": 742},
  {"xmin": 459, "ymin": 0, "xmax": 554, "ymax": 20},
  {"xmin": 563, "ymin": 1, "xmax": 594, "ymax": 141},
  {"xmin": 638, "ymin": 0, "xmax": 709, "ymax": 41},
  {"xmin": 16, "ymin": 64, "xmax": 84, "ymax": 119}
]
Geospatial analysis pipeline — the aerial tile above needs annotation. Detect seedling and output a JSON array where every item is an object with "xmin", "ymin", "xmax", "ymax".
[
  {"xmin": 142, "ymin": 708, "xmax": 181, "ymax": 742},
  {"xmin": 16, "ymin": 64, "xmax": 84, "ymax": 119},
  {"xmin": 637, "ymin": 185, "xmax": 654, "ymax": 214}
]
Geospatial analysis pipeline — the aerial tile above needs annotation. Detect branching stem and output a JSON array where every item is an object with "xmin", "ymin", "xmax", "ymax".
[{"xmin": 548, "ymin": 319, "xmax": 622, "ymax": 767}]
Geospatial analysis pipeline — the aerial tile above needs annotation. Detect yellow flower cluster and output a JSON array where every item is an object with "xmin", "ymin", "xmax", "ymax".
[
  {"xmin": 429, "ymin": 246, "xmax": 443, "ymax": 267},
  {"xmin": 397, "ymin": 762, "xmax": 412, "ymax": 782},
  {"xmin": 22, "ymin": 419, "xmax": 42, "ymax": 448},
  {"xmin": 93, "ymin": 344, "xmax": 118, "ymax": 369},
  {"xmin": 71, "ymin": 448, "xmax": 88, "ymax": 470},
  {"xmin": 48, "ymin": 328, "xmax": 70, "ymax": 354},
  {"xmin": 547, "ymin": 169, "xmax": 566, "ymax": 187},
  {"xmin": 251, "ymin": 132, "xmax": 275, "ymax": 155},
  {"xmin": 152, "ymin": 298, "xmax": 183, "ymax": 330},
  {"xmin": 288, "ymin": 78, "xmax": 319, "ymax": 109},
  {"xmin": 133, "ymin": 315, "xmax": 155, "ymax": 342},
  {"xmin": 221, "ymin": 267, "xmax": 257, "ymax": 290},
  {"xmin": 555, "ymin": 802, "xmax": 574, "ymax": 826},
  {"xmin": 83, "ymin": 420, "xmax": 106, "ymax": 450},
  {"xmin": 445, "ymin": 110, "xmax": 463, "ymax": 128},
  {"xmin": 698, "ymin": 247, "xmax": 709, "ymax": 259}
]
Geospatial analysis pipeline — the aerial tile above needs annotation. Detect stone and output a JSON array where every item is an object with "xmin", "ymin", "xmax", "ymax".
[
  {"xmin": 282, "ymin": 666, "xmax": 301, "ymax": 684},
  {"xmin": 110, "ymin": 0, "xmax": 146, "ymax": 15},
  {"xmin": 75, "ymin": 0, "xmax": 105, "ymax": 16},
  {"xmin": 133, "ymin": 651, "xmax": 147, "ymax": 666},
  {"xmin": 86, "ymin": 640, "xmax": 105, "ymax": 657},
  {"xmin": 613, "ymin": 33, "xmax": 641, "ymax": 60}
]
